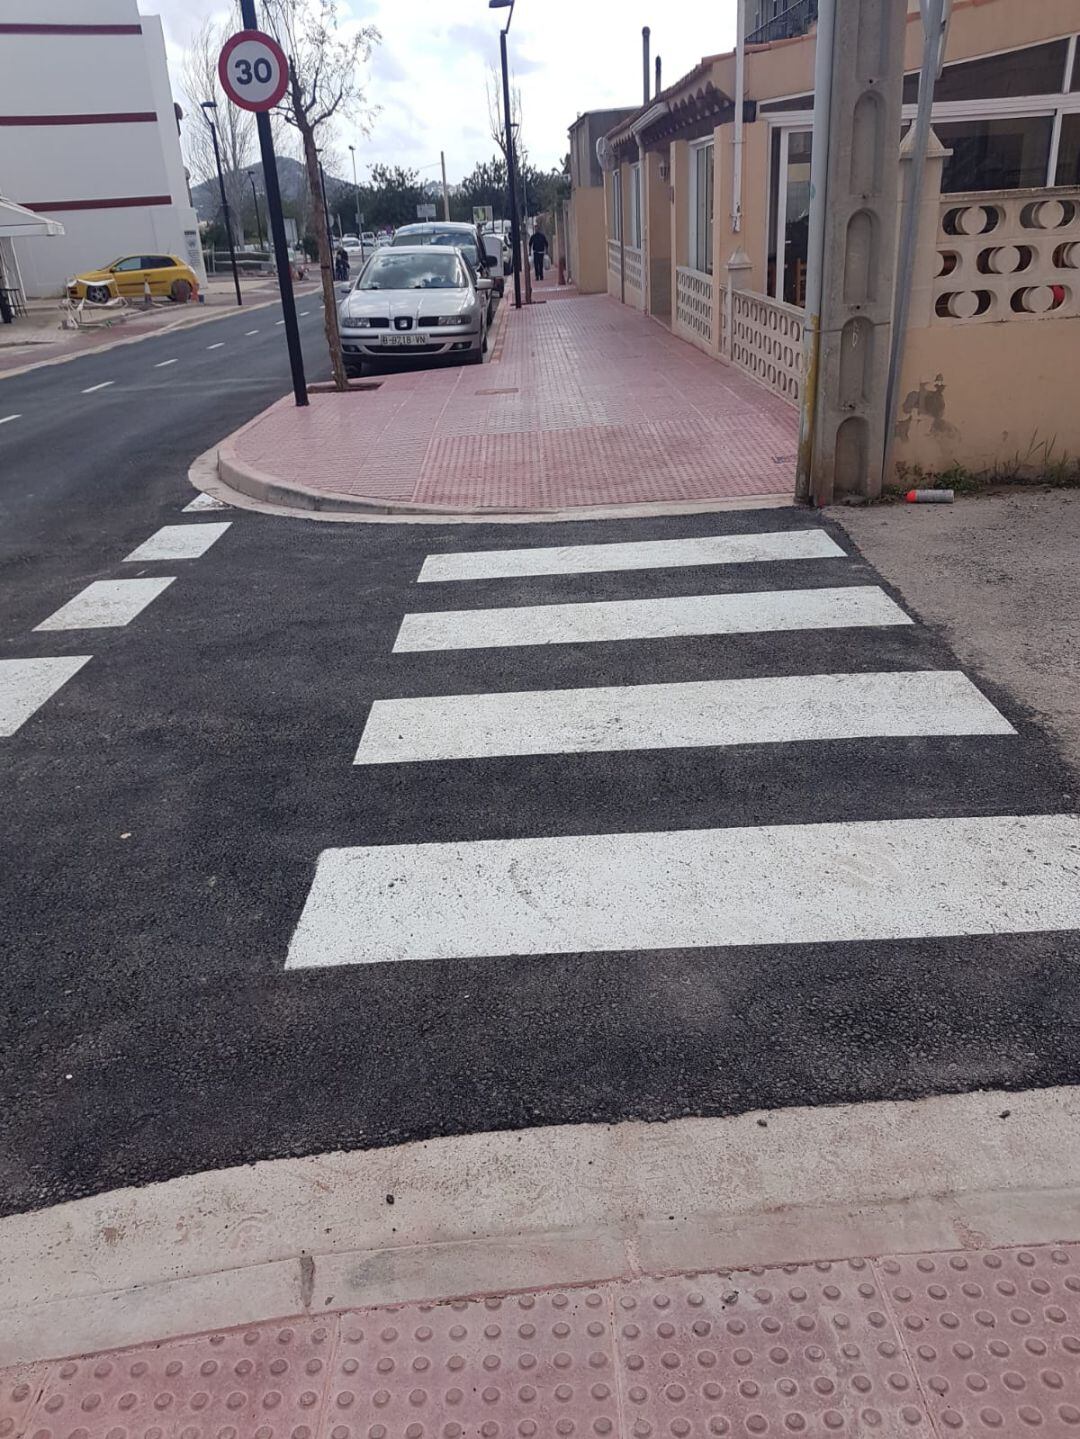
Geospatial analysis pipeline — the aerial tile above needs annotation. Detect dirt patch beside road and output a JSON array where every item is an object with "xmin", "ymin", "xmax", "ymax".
[{"xmin": 837, "ymin": 489, "xmax": 1080, "ymax": 778}]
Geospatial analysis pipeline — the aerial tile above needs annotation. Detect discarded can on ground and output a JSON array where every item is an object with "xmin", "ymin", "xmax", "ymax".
[{"xmin": 905, "ymin": 489, "xmax": 954, "ymax": 504}]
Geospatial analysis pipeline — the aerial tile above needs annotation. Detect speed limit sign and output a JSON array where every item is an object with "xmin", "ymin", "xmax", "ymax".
[{"xmin": 218, "ymin": 29, "xmax": 289, "ymax": 112}]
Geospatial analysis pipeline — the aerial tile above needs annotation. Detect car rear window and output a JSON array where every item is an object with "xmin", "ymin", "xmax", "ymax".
[{"xmin": 357, "ymin": 252, "xmax": 468, "ymax": 290}]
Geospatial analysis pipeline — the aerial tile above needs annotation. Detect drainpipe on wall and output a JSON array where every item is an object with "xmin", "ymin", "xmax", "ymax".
[{"xmin": 794, "ymin": 0, "xmax": 836, "ymax": 504}]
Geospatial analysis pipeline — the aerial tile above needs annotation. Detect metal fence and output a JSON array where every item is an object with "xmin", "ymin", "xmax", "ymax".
[{"xmin": 747, "ymin": 0, "xmax": 818, "ymax": 45}]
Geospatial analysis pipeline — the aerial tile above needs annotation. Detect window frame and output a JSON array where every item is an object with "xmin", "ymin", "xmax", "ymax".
[
  {"xmin": 628, "ymin": 162, "xmax": 642, "ymax": 249},
  {"xmin": 688, "ymin": 138, "xmax": 715, "ymax": 276},
  {"xmin": 610, "ymin": 169, "xmax": 623, "ymax": 242}
]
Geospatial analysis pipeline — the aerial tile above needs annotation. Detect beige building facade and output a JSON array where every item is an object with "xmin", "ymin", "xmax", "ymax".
[{"xmin": 598, "ymin": 0, "xmax": 1080, "ymax": 484}]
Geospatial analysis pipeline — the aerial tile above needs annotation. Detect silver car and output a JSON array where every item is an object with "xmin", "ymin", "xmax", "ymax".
[{"xmin": 338, "ymin": 246, "xmax": 491, "ymax": 373}]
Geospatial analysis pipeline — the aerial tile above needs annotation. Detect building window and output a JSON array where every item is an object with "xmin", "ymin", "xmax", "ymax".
[
  {"xmin": 689, "ymin": 141, "xmax": 714, "ymax": 274},
  {"xmin": 611, "ymin": 170, "xmax": 622, "ymax": 242},
  {"xmin": 935, "ymin": 115, "xmax": 1055, "ymax": 192},
  {"xmin": 903, "ymin": 39, "xmax": 1070, "ymax": 105},
  {"xmin": 628, "ymin": 163, "xmax": 642, "ymax": 248},
  {"xmin": 1058, "ymin": 113, "xmax": 1080, "ymax": 185}
]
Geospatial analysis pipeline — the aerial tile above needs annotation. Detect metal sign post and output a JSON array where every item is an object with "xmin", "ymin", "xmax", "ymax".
[{"xmin": 220, "ymin": 12, "xmax": 307, "ymax": 406}]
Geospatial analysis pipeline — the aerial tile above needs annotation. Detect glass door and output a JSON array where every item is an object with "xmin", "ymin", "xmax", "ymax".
[{"xmin": 771, "ymin": 128, "xmax": 813, "ymax": 306}]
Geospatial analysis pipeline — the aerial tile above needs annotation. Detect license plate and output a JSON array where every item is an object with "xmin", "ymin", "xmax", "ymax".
[{"xmin": 382, "ymin": 333, "xmax": 425, "ymax": 347}]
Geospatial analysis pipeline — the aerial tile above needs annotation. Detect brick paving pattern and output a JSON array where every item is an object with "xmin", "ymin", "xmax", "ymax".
[
  {"xmin": 226, "ymin": 287, "xmax": 799, "ymax": 513},
  {"xmin": 8, "ymin": 1245, "xmax": 1080, "ymax": 1438}
]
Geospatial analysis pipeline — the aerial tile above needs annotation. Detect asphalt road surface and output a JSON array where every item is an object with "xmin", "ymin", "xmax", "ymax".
[{"xmin": 2, "ymin": 299, "xmax": 1079, "ymax": 1217}]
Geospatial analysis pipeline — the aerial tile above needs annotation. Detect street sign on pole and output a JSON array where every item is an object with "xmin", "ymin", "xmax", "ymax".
[
  {"xmin": 220, "ymin": 15, "xmax": 307, "ymax": 407},
  {"xmin": 416, "ymin": 203, "xmax": 437, "ymax": 220},
  {"xmin": 473, "ymin": 205, "xmax": 494, "ymax": 224},
  {"xmin": 217, "ymin": 29, "xmax": 289, "ymax": 111}
]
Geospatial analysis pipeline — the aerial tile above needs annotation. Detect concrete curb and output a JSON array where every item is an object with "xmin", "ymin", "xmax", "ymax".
[
  {"xmin": 5, "ymin": 1088, "xmax": 1080, "ymax": 1365},
  {"xmin": 209, "ymin": 422, "xmax": 795, "ymax": 525}
]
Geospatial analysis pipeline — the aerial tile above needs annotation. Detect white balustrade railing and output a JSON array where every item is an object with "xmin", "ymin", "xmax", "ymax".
[
  {"xmin": 933, "ymin": 188, "xmax": 1080, "ymax": 324},
  {"xmin": 728, "ymin": 290, "xmax": 804, "ymax": 406},
  {"xmin": 675, "ymin": 267, "xmax": 714, "ymax": 347},
  {"xmin": 607, "ymin": 238, "xmax": 620, "ymax": 276}
]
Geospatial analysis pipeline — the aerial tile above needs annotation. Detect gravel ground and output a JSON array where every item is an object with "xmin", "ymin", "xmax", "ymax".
[{"xmin": 837, "ymin": 489, "xmax": 1080, "ymax": 778}]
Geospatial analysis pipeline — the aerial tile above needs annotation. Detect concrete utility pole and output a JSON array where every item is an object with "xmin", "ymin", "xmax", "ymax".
[{"xmin": 803, "ymin": 0, "xmax": 907, "ymax": 505}]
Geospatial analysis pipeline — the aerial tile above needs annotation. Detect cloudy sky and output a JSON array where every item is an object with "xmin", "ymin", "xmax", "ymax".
[{"xmin": 152, "ymin": 0, "xmax": 737, "ymax": 183}]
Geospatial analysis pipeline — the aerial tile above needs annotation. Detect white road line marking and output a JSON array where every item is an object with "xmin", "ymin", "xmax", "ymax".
[
  {"xmin": 81, "ymin": 381, "xmax": 114, "ymax": 394},
  {"xmin": 245, "ymin": 329, "xmax": 260, "ymax": 335},
  {"xmin": 355, "ymin": 670, "xmax": 1014, "ymax": 765},
  {"xmin": 123, "ymin": 522, "xmax": 231, "ymax": 562},
  {"xmin": 419, "ymin": 529, "xmax": 846, "ymax": 583},
  {"xmin": 0, "ymin": 414, "xmax": 21, "ymax": 425},
  {"xmin": 275, "ymin": 319, "xmax": 285, "ymax": 326},
  {"xmin": 34, "ymin": 578, "xmax": 175, "ymax": 631},
  {"xmin": 154, "ymin": 359, "xmax": 178, "ymax": 368},
  {"xmin": 300, "ymin": 310, "xmax": 310, "ymax": 316},
  {"xmin": 0, "ymin": 656, "xmax": 93, "ymax": 737},
  {"xmin": 182, "ymin": 492, "xmax": 230, "ymax": 513},
  {"xmin": 286, "ymin": 813, "xmax": 1080, "ymax": 968},
  {"xmin": 394, "ymin": 585, "xmax": 912, "ymax": 653},
  {"xmin": 206, "ymin": 342, "xmax": 225, "ymax": 350}
]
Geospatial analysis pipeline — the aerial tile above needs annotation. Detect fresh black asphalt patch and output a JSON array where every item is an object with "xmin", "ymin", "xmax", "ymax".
[{"xmin": 2, "ymin": 334, "xmax": 1079, "ymax": 1215}]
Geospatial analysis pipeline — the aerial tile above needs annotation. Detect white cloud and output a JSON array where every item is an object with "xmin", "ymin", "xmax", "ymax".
[{"xmin": 146, "ymin": 0, "xmax": 737, "ymax": 181}]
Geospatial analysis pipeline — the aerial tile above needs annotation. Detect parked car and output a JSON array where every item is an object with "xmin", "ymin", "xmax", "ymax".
[
  {"xmin": 390, "ymin": 221, "xmax": 504, "ymax": 312},
  {"xmin": 66, "ymin": 254, "xmax": 199, "ymax": 303},
  {"xmin": 482, "ymin": 220, "xmax": 514, "ymax": 275},
  {"xmin": 338, "ymin": 245, "xmax": 491, "ymax": 375},
  {"xmin": 361, "ymin": 231, "xmax": 377, "ymax": 249}
]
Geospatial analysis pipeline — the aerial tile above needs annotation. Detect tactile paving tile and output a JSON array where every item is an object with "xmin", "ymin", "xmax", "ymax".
[
  {"xmin": 0, "ymin": 1366, "xmax": 50, "ymax": 1439},
  {"xmin": 321, "ymin": 1290, "xmax": 619, "ymax": 1439},
  {"xmin": 24, "ymin": 1320, "xmax": 335, "ymax": 1439},
  {"xmin": 611, "ymin": 1265, "xmax": 931, "ymax": 1435},
  {"xmin": 879, "ymin": 1244, "xmax": 1080, "ymax": 1433}
]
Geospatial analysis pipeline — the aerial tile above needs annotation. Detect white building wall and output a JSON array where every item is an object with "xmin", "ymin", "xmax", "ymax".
[{"xmin": 0, "ymin": 0, "xmax": 204, "ymax": 296}]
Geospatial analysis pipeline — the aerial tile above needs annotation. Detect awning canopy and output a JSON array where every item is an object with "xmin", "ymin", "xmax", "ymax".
[{"xmin": 0, "ymin": 196, "xmax": 65, "ymax": 240}]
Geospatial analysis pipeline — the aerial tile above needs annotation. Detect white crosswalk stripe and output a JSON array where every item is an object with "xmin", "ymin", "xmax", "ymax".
[
  {"xmin": 34, "ymin": 578, "xmax": 176, "ymax": 631},
  {"xmin": 123, "ymin": 523, "xmax": 231, "ymax": 562},
  {"xmin": 355, "ymin": 669, "xmax": 1014, "ymax": 765},
  {"xmin": 0, "ymin": 656, "xmax": 92, "ymax": 737},
  {"xmin": 394, "ymin": 585, "xmax": 912, "ymax": 653},
  {"xmin": 286, "ymin": 814, "xmax": 1080, "ymax": 968},
  {"xmin": 417, "ymin": 529, "xmax": 846, "ymax": 582},
  {"xmin": 288, "ymin": 519, "xmax": 1078, "ymax": 974}
]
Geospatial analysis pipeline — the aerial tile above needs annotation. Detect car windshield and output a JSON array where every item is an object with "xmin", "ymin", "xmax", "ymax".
[
  {"xmin": 357, "ymin": 252, "xmax": 468, "ymax": 290},
  {"xmin": 395, "ymin": 229, "xmax": 480, "ymax": 265}
]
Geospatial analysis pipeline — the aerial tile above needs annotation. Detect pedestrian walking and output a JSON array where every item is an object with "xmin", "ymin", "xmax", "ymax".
[
  {"xmin": 529, "ymin": 227, "xmax": 548, "ymax": 283},
  {"xmin": 334, "ymin": 246, "xmax": 350, "ymax": 282}
]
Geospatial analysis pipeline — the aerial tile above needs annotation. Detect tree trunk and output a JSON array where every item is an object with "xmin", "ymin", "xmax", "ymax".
[{"xmin": 293, "ymin": 90, "xmax": 347, "ymax": 390}]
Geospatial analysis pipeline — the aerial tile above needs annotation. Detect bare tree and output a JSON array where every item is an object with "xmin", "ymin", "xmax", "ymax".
[
  {"xmin": 263, "ymin": 0, "xmax": 379, "ymax": 390},
  {"xmin": 181, "ymin": 14, "xmax": 256, "ymax": 245},
  {"xmin": 486, "ymin": 66, "xmax": 524, "ymax": 167}
]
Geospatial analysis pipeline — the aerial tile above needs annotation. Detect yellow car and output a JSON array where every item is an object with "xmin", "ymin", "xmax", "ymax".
[{"xmin": 67, "ymin": 254, "xmax": 199, "ymax": 303}]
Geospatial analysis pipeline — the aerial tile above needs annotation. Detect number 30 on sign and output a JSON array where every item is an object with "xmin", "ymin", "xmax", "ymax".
[{"xmin": 218, "ymin": 29, "xmax": 289, "ymax": 112}]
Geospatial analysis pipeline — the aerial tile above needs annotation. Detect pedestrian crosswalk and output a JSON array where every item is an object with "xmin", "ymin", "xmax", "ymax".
[
  {"xmin": 393, "ymin": 586, "xmax": 912, "ymax": 652},
  {"xmin": 288, "ymin": 515, "xmax": 1080, "ymax": 973},
  {"xmin": 355, "ymin": 669, "xmax": 1014, "ymax": 765}
]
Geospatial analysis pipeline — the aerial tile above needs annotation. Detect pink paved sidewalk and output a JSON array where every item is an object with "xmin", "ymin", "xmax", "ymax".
[
  {"xmin": 7, "ymin": 1244, "xmax": 1080, "ymax": 1437},
  {"xmin": 220, "ymin": 289, "xmax": 799, "ymax": 514}
]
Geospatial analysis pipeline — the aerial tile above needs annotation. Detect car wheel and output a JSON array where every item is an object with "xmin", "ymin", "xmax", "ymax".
[{"xmin": 169, "ymin": 278, "xmax": 193, "ymax": 303}]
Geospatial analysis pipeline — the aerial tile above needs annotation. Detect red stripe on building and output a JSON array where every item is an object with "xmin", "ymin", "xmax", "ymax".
[
  {"xmin": 0, "ymin": 23, "xmax": 142, "ymax": 34},
  {"xmin": 0, "ymin": 113, "xmax": 157, "ymax": 126},
  {"xmin": 24, "ymin": 196, "xmax": 173, "ymax": 213}
]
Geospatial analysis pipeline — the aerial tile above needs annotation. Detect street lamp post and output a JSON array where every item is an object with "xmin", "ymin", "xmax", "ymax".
[
  {"xmin": 349, "ymin": 144, "xmax": 363, "ymax": 259},
  {"xmin": 200, "ymin": 101, "xmax": 242, "ymax": 306},
  {"xmin": 248, "ymin": 170, "xmax": 266, "ymax": 250},
  {"xmin": 489, "ymin": 0, "xmax": 522, "ymax": 309}
]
